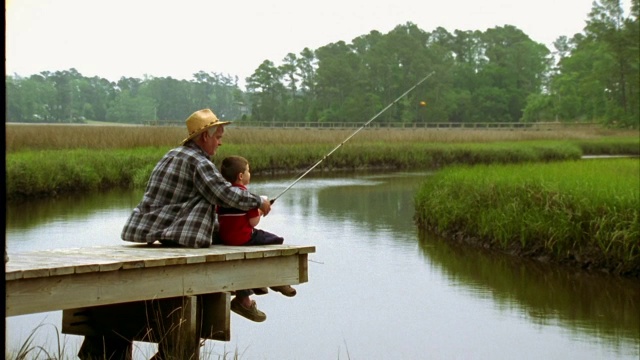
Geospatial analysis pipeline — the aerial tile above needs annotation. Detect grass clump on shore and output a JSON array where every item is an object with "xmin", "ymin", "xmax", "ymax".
[
  {"xmin": 573, "ymin": 137, "xmax": 640, "ymax": 155},
  {"xmin": 5, "ymin": 148, "xmax": 165, "ymax": 200},
  {"xmin": 414, "ymin": 158, "xmax": 640, "ymax": 276}
]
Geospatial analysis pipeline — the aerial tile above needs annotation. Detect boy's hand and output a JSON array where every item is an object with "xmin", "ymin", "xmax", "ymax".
[{"xmin": 260, "ymin": 196, "xmax": 271, "ymax": 216}]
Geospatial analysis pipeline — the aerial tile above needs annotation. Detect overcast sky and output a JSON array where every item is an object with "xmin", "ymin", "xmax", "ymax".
[{"xmin": 5, "ymin": 0, "xmax": 633, "ymax": 88}]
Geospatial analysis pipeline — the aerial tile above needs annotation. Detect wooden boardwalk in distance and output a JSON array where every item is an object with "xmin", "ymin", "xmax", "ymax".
[{"xmin": 5, "ymin": 243, "xmax": 315, "ymax": 359}]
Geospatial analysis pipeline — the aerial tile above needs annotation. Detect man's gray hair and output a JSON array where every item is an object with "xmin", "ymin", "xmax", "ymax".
[{"xmin": 206, "ymin": 125, "xmax": 223, "ymax": 137}]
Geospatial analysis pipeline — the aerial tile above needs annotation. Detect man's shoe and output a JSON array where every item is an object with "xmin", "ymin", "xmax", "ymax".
[
  {"xmin": 231, "ymin": 298, "xmax": 266, "ymax": 322},
  {"xmin": 270, "ymin": 285, "xmax": 297, "ymax": 297}
]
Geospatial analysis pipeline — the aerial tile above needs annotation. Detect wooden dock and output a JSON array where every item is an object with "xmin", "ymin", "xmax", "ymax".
[{"xmin": 5, "ymin": 243, "xmax": 315, "ymax": 359}]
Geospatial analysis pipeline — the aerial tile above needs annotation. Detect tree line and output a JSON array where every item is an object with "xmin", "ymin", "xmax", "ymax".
[{"xmin": 5, "ymin": 0, "xmax": 638, "ymax": 128}]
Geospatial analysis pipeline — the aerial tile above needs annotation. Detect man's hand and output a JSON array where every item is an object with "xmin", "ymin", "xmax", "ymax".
[{"xmin": 260, "ymin": 195, "xmax": 271, "ymax": 216}]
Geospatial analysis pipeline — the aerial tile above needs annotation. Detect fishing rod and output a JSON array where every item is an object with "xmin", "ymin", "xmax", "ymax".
[{"xmin": 270, "ymin": 71, "xmax": 435, "ymax": 204}]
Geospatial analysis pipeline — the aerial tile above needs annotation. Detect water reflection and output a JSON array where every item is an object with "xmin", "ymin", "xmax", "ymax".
[
  {"xmin": 6, "ymin": 171, "xmax": 640, "ymax": 359},
  {"xmin": 6, "ymin": 188, "xmax": 144, "ymax": 253},
  {"xmin": 7, "ymin": 188, "xmax": 144, "ymax": 230},
  {"xmin": 274, "ymin": 172, "xmax": 426, "ymax": 234},
  {"xmin": 418, "ymin": 230, "xmax": 640, "ymax": 350}
]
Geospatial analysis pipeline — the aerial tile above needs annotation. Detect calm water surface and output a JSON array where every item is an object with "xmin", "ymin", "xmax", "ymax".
[{"xmin": 6, "ymin": 171, "xmax": 640, "ymax": 359}]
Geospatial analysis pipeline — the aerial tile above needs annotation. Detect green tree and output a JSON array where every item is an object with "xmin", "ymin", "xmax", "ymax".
[
  {"xmin": 139, "ymin": 77, "xmax": 192, "ymax": 121},
  {"xmin": 246, "ymin": 60, "xmax": 284, "ymax": 123},
  {"xmin": 314, "ymin": 40, "xmax": 364, "ymax": 123},
  {"xmin": 421, "ymin": 27, "xmax": 456, "ymax": 123},
  {"xmin": 77, "ymin": 76, "xmax": 116, "ymax": 121},
  {"xmin": 296, "ymin": 47, "xmax": 318, "ymax": 122},
  {"xmin": 478, "ymin": 26, "xmax": 550, "ymax": 122},
  {"xmin": 5, "ymin": 75, "xmax": 56, "ymax": 122},
  {"xmin": 278, "ymin": 53, "xmax": 303, "ymax": 122},
  {"xmin": 106, "ymin": 89, "xmax": 156, "ymax": 123},
  {"xmin": 449, "ymin": 30, "xmax": 486, "ymax": 122},
  {"xmin": 9, "ymin": 73, "xmax": 58, "ymax": 122},
  {"xmin": 191, "ymin": 71, "xmax": 244, "ymax": 120},
  {"xmin": 544, "ymin": 0, "xmax": 639, "ymax": 127}
]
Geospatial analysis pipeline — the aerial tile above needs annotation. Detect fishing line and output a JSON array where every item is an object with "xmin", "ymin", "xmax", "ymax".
[{"xmin": 270, "ymin": 71, "xmax": 435, "ymax": 204}]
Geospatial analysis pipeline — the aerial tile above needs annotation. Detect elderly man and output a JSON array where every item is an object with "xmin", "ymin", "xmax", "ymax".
[
  {"xmin": 79, "ymin": 109, "xmax": 272, "ymax": 360},
  {"xmin": 121, "ymin": 108, "xmax": 271, "ymax": 247}
]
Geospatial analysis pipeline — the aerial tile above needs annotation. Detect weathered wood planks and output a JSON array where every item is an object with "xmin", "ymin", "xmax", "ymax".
[
  {"xmin": 5, "ymin": 244, "xmax": 315, "ymax": 280},
  {"xmin": 6, "ymin": 244, "xmax": 315, "ymax": 317}
]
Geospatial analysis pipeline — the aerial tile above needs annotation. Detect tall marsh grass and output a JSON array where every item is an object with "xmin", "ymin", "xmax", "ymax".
[
  {"xmin": 5, "ymin": 124, "xmax": 639, "ymax": 201},
  {"xmin": 6, "ymin": 123, "xmax": 639, "ymax": 151},
  {"xmin": 6, "ymin": 148, "xmax": 164, "ymax": 199},
  {"xmin": 6, "ymin": 141, "xmax": 587, "ymax": 200},
  {"xmin": 414, "ymin": 158, "xmax": 640, "ymax": 276},
  {"xmin": 5, "ymin": 324, "xmax": 243, "ymax": 360},
  {"xmin": 5, "ymin": 323, "xmax": 70, "ymax": 360}
]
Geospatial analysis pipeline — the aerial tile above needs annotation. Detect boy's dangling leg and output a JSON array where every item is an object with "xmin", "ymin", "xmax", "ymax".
[{"xmin": 230, "ymin": 289, "xmax": 266, "ymax": 322}]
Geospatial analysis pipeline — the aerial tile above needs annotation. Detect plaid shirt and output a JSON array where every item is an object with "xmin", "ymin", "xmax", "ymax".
[{"xmin": 121, "ymin": 141, "xmax": 262, "ymax": 248}]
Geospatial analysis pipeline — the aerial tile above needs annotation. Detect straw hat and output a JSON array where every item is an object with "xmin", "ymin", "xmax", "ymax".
[{"xmin": 180, "ymin": 109, "xmax": 231, "ymax": 145}]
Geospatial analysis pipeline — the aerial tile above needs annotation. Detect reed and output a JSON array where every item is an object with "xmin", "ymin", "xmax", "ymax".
[
  {"xmin": 572, "ymin": 137, "xmax": 640, "ymax": 155},
  {"xmin": 5, "ymin": 323, "xmax": 69, "ymax": 360},
  {"xmin": 5, "ymin": 123, "xmax": 638, "ymax": 151},
  {"xmin": 5, "ymin": 316, "xmax": 242, "ymax": 360},
  {"xmin": 5, "ymin": 124, "xmax": 639, "ymax": 201},
  {"xmin": 6, "ymin": 148, "xmax": 164, "ymax": 199},
  {"xmin": 414, "ymin": 158, "xmax": 640, "ymax": 276},
  {"xmin": 6, "ymin": 141, "xmax": 587, "ymax": 200}
]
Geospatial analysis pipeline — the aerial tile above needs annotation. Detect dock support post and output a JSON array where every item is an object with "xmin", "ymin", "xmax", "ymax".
[
  {"xmin": 64, "ymin": 294, "xmax": 233, "ymax": 360},
  {"xmin": 200, "ymin": 292, "xmax": 231, "ymax": 341},
  {"xmin": 154, "ymin": 296, "xmax": 200, "ymax": 360}
]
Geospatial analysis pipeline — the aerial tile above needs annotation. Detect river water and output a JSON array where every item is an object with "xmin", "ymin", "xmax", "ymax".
[{"xmin": 5, "ymin": 171, "xmax": 640, "ymax": 360}]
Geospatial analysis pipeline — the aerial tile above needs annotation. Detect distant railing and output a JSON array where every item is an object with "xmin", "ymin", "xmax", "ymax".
[
  {"xmin": 144, "ymin": 120, "xmax": 599, "ymax": 130},
  {"xmin": 144, "ymin": 120, "xmax": 184, "ymax": 126}
]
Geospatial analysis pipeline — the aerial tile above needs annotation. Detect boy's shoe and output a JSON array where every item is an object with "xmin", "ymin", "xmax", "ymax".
[
  {"xmin": 253, "ymin": 287, "xmax": 269, "ymax": 295},
  {"xmin": 231, "ymin": 298, "xmax": 266, "ymax": 322},
  {"xmin": 270, "ymin": 285, "xmax": 297, "ymax": 297}
]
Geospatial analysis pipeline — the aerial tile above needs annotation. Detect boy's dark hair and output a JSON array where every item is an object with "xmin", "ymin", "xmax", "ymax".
[{"xmin": 220, "ymin": 156, "xmax": 249, "ymax": 183}]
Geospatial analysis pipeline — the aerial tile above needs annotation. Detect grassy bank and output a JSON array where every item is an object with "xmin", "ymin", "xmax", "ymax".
[
  {"xmin": 5, "ymin": 124, "xmax": 639, "ymax": 201},
  {"xmin": 4, "ymin": 141, "xmax": 587, "ymax": 200},
  {"xmin": 414, "ymin": 158, "xmax": 640, "ymax": 276}
]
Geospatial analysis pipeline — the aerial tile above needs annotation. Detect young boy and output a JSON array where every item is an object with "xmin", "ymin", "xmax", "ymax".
[{"xmin": 218, "ymin": 155, "xmax": 296, "ymax": 322}]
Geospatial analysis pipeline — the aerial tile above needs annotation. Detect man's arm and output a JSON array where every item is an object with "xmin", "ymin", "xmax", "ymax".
[{"xmin": 195, "ymin": 161, "xmax": 270, "ymax": 214}]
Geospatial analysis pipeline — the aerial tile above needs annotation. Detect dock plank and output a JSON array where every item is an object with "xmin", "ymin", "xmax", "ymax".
[
  {"xmin": 7, "ymin": 251, "xmax": 312, "ymax": 316},
  {"xmin": 6, "ymin": 243, "xmax": 316, "ymax": 317},
  {"xmin": 6, "ymin": 244, "xmax": 315, "ymax": 279}
]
